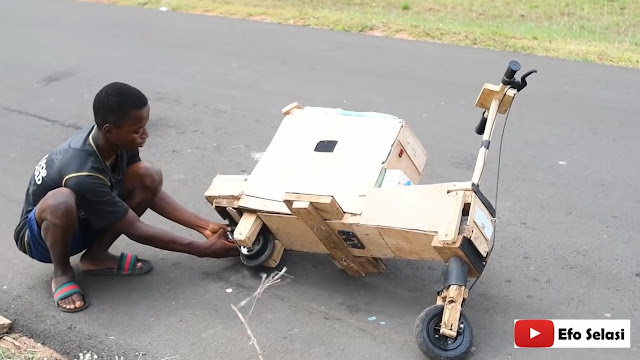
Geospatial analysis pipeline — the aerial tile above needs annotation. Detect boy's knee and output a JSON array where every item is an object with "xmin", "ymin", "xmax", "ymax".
[
  {"xmin": 132, "ymin": 161, "xmax": 163, "ymax": 193},
  {"xmin": 40, "ymin": 188, "xmax": 77, "ymax": 220}
]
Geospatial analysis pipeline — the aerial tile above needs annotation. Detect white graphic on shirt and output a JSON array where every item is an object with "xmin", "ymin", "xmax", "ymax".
[
  {"xmin": 52, "ymin": 148, "xmax": 64, "ymax": 162},
  {"xmin": 34, "ymin": 154, "xmax": 48, "ymax": 185}
]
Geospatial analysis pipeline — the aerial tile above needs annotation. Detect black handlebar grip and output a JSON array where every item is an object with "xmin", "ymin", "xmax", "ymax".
[
  {"xmin": 475, "ymin": 112, "xmax": 487, "ymax": 135},
  {"xmin": 503, "ymin": 60, "xmax": 521, "ymax": 80}
]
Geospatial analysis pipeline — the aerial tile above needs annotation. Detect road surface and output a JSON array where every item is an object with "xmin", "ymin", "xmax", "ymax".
[{"xmin": 1, "ymin": 0, "xmax": 639, "ymax": 359}]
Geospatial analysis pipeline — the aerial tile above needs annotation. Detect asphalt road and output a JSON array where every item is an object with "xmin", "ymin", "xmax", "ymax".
[{"xmin": 1, "ymin": 0, "xmax": 639, "ymax": 359}]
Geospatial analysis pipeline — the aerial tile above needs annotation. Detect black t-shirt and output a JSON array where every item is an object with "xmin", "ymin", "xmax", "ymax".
[{"xmin": 13, "ymin": 125, "xmax": 140, "ymax": 247}]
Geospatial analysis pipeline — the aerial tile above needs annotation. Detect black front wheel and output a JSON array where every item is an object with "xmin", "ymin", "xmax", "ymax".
[
  {"xmin": 415, "ymin": 304, "xmax": 473, "ymax": 360},
  {"xmin": 239, "ymin": 230, "xmax": 276, "ymax": 267}
]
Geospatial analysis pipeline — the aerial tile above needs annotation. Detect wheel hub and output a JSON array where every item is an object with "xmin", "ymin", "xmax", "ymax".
[
  {"xmin": 238, "ymin": 230, "xmax": 275, "ymax": 267},
  {"xmin": 240, "ymin": 234, "xmax": 263, "ymax": 255},
  {"xmin": 426, "ymin": 316, "xmax": 465, "ymax": 350}
]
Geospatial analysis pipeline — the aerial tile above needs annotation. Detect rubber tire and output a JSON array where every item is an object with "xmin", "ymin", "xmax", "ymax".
[
  {"xmin": 415, "ymin": 304, "xmax": 473, "ymax": 360},
  {"xmin": 239, "ymin": 231, "xmax": 275, "ymax": 267}
]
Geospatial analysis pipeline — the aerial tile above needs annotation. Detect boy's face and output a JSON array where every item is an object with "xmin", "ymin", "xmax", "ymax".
[{"xmin": 105, "ymin": 105, "xmax": 150, "ymax": 151}]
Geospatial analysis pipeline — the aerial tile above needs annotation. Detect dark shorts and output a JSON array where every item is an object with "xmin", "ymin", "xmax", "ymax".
[{"xmin": 22, "ymin": 205, "xmax": 98, "ymax": 263}]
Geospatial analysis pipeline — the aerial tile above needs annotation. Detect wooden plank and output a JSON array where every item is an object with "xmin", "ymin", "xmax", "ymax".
[
  {"xmin": 377, "ymin": 227, "xmax": 442, "ymax": 261},
  {"xmin": 383, "ymin": 139, "xmax": 421, "ymax": 185},
  {"xmin": 468, "ymin": 222, "xmax": 490, "ymax": 257},
  {"xmin": 353, "ymin": 184, "xmax": 466, "ymax": 237},
  {"xmin": 282, "ymin": 102, "xmax": 302, "ymax": 116},
  {"xmin": 455, "ymin": 193, "xmax": 492, "ymax": 258},
  {"xmin": 469, "ymin": 195, "xmax": 495, "ymax": 254},
  {"xmin": 287, "ymin": 200, "xmax": 366, "ymax": 276},
  {"xmin": 431, "ymin": 236, "xmax": 481, "ymax": 278},
  {"xmin": 204, "ymin": 174, "xmax": 248, "ymax": 205},
  {"xmin": 259, "ymin": 213, "xmax": 397, "ymax": 259},
  {"xmin": 323, "ymin": 221, "xmax": 387, "ymax": 272},
  {"xmin": 262, "ymin": 239, "xmax": 285, "ymax": 268},
  {"xmin": 438, "ymin": 190, "xmax": 466, "ymax": 242},
  {"xmin": 356, "ymin": 257, "xmax": 386, "ymax": 273},
  {"xmin": 474, "ymin": 83, "xmax": 516, "ymax": 114},
  {"xmin": 397, "ymin": 123, "xmax": 428, "ymax": 172},
  {"xmin": 212, "ymin": 198, "xmax": 239, "ymax": 208},
  {"xmin": 326, "ymin": 221, "xmax": 396, "ymax": 258},
  {"xmin": 257, "ymin": 211, "xmax": 482, "ymax": 277},
  {"xmin": 233, "ymin": 212, "xmax": 263, "ymax": 247},
  {"xmin": 350, "ymin": 223, "xmax": 396, "ymax": 258},
  {"xmin": 438, "ymin": 285, "xmax": 466, "ymax": 338},
  {"xmin": 446, "ymin": 181, "xmax": 474, "ymax": 193},
  {"xmin": 283, "ymin": 193, "xmax": 344, "ymax": 220},
  {"xmin": 330, "ymin": 257, "xmax": 385, "ymax": 273},
  {"xmin": 237, "ymin": 195, "xmax": 291, "ymax": 214},
  {"xmin": 226, "ymin": 207, "xmax": 241, "ymax": 223},
  {"xmin": 0, "ymin": 315, "xmax": 11, "ymax": 334},
  {"xmin": 258, "ymin": 213, "xmax": 330, "ymax": 253}
]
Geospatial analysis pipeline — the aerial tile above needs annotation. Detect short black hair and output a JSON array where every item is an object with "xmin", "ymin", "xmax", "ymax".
[{"xmin": 93, "ymin": 82, "xmax": 148, "ymax": 128}]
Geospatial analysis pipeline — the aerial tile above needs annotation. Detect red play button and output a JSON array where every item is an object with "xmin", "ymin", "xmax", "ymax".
[
  {"xmin": 514, "ymin": 319, "xmax": 555, "ymax": 347},
  {"xmin": 530, "ymin": 328, "xmax": 541, "ymax": 339}
]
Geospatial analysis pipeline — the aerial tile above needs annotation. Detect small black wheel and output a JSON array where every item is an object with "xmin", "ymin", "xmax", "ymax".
[
  {"xmin": 239, "ymin": 230, "xmax": 275, "ymax": 267},
  {"xmin": 415, "ymin": 304, "xmax": 473, "ymax": 360}
]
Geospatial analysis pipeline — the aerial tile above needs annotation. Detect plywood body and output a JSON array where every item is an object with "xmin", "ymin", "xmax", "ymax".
[
  {"xmin": 211, "ymin": 183, "xmax": 493, "ymax": 277},
  {"xmin": 204, "ymin": 105, "xmax": 494, "ymax": 277},
  {"xmin": 204, "ymin": 107, "xmax": 427, "ymax": 216},
  {"xmin": 245, "ymin": 108, "xmax": 403, "ymax": 214}
]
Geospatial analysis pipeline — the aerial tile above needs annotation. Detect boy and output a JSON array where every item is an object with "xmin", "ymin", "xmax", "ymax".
[{"xmin": 13, "ymin": 82, "xmax": 239, "ymax": 312}]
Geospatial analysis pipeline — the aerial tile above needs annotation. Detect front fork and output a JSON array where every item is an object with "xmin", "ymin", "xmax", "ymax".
[{"xmin": 437, "ymin": 257, "xmax": 469, "ymax": 338}]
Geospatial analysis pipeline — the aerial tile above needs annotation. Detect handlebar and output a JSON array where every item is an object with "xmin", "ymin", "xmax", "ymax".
[
  {"xmin": 474, "ymin": 60, "xmax": 537, "ymax": 135},
  {"xmin": 503, "ymin": 60, "xmax": 521, "ymax": 82},
  {"xmin": 501, "ymin": 60, "xmax": 537, "ymax": 91},
  {"xmin": 475, "ymin": 113, "xmax": 488, "ymax": 135}
]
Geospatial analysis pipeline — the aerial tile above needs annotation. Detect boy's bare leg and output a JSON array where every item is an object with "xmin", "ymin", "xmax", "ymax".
[
  {"xmin": 79, "ymin": 161, "xmax": 161, "ymax": 271},
  {"xmin": 34, "ymin": 188, "xmax": 84, "ymax": 310}
]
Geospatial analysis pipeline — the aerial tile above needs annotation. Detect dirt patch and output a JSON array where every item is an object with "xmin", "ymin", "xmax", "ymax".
[
  {"xmin": 365, "ymin": 29, "xmax": 385, "ymax": 37},
  {"xmin": 364, "ymin": 29, "xmax": 413, "ymax": 40},
  {"xmin": 76, "ymin": 0, "xmax": 114, "ymax": 3},
  {"xmin": 0, "ymin": 332, "xmax": 65, "ymax": 360},
  {"xmin": 394, "ymin": 31, "xmax": 413, "ymax": 40},
  {"xmin": 249, "ymin": 15, "xmax": 271, "ymax": 22}
]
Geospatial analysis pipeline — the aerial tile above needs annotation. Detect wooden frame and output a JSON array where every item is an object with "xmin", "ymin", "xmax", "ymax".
[
  {"xmin": 203, "ymin": 101, "xmax": 499, "ymax": 278},
  {"xmin": 203, "ymin": 69, "xmax": 523, "ymax": 353}
]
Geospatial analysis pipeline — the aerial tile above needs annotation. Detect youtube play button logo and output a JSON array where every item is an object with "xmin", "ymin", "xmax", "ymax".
[
  {"xmin": 514, "ymin": 319, "xmax": 555, "ymax": 348},
  {"xmin": 530, "ymin": 328, "xmax": 541, "ymax": 339}
]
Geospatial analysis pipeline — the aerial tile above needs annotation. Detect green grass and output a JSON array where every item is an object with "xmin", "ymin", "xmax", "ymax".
[
  {"xmin": 92, "ymin": 0, "xmax": 639, "ymax": 68},
  {"xmin": 0, "ymin": 347, "xmax": 39, "ymax": 360}
]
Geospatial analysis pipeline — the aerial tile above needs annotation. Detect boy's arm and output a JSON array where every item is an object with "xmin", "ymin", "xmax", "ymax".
[
  {"xmin": 123, "ymin": 150, "xmax": 225, "ymax": 237},
  {"xmin": 110, "ymin": 209, "xmax": 214, "ymax": 257},
  {"xmin": 150, "ymin": 190, "xmax": 228, "ymax": 237},
  {"xmin": 64, "ymin": 175, "xmax": 229, "ymax": 257}
]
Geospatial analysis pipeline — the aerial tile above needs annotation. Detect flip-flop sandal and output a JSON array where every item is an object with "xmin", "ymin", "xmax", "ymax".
[
  {"xmin": 53, "ymin": 281, "xmax": 90, "ymax": 313},
  {"xmin": 83, "ymin": 252, "xmax": 153, "ymax": 276}
]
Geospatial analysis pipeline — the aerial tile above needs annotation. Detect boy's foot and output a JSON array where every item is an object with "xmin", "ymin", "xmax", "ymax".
[
  {"xmin": 79, "ymin": 251, "xmax": 152, "ymax": 276},
  {"xmin": 51, "ymin": 273, "xmax": 87, "ymax": 312}
]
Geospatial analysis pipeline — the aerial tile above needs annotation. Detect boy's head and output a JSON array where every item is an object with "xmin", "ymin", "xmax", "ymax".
[{"xmin": 93, "ymin": 82, "xmax": 150, "ymax": 151}]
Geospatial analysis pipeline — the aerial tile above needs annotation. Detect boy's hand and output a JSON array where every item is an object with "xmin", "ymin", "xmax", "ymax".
[
  {"xmin": 201, "ymin": 221, "xmax": 230, "ymax": 240},
  {"xmin": 199, "ymin": 229, "xmax": 240, "ymax": 258}
]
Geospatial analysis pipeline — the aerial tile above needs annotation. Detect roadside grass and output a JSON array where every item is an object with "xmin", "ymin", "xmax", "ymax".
[
  {"xmin": 0, "ymin": 333, "xmax": 63, "ymax": 360},
  {"xmin": 84, "ymin": 0, "xmax": 640, "ymax": 68},
  {"xmin": 0, "ymin": 346, "xmax": 38, "ymax": 360}
]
